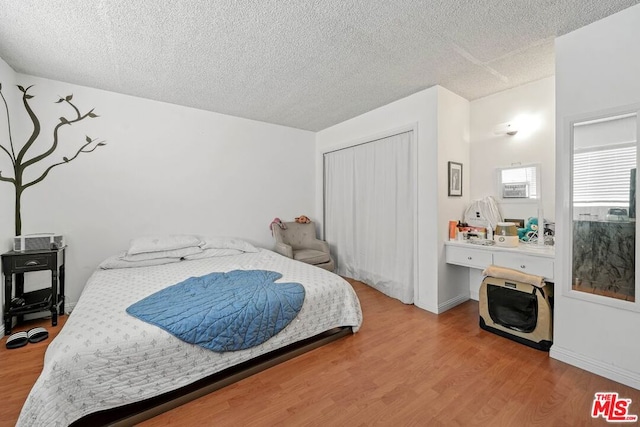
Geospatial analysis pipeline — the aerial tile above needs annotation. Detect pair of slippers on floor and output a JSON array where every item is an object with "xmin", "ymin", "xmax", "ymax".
[{"xmin": 5, "ymin": 327, "xmax": 49, "ymax": 349}]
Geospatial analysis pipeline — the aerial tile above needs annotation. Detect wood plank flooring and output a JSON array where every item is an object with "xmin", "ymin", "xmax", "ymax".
[
  {"xmin": 1, "ymin": 279, "xmax": 639, "ymax": 426},
  {"xmin": 0, "ymin": 315, "xmax": 68, "ymax": 426}
]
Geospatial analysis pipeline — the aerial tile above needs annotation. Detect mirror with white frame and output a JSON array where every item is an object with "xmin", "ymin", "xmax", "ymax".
[
  {"xmin": 499, "ymin": 164, "xmax": 540, "ymax": 201},
  {"xmin": 571, "ymin": 112, "xmax": 637, "ymax": 303},
  {"xmin": 496, "ymin": 164, "xmax": 547, "ymax": 244}
]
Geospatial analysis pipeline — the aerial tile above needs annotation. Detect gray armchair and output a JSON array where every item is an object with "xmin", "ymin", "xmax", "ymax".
[{"xmin": 272, "ymin": 221, "xmax": 335, "ymax": 272}]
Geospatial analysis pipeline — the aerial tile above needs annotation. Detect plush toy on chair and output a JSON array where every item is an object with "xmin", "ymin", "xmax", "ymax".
[
  {"xmin": 271, "ymin": 219, "xmax": 335, "ymax": 272},
  {"xmin": 294, "ymin": 215, "xmax": 311, "ymax": 224}
]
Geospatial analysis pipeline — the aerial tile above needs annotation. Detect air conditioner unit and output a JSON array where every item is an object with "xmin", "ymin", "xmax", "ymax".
[{"xmin": 13, "ymin": 234, "xmax": 65, "ymax": 252}]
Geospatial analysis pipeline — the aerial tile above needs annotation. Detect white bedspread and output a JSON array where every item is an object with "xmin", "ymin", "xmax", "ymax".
[{"xmin": 17, "ymin": 249, "xmax": 362, "ymax": 426}]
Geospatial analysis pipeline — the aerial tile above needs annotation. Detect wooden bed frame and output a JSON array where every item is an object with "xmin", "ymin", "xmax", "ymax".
[{"xmin": 70, "ymin": 326, "xmax": 353, "ymax": 426}]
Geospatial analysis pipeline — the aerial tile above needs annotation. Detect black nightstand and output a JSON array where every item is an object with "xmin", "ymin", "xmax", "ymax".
[{"xmin": 2, "ymin": 247, "xmax": 66, "ymax": 335}]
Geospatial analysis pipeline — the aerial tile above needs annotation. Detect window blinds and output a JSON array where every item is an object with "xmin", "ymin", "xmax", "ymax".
[{"xmin": 573, "ymin": 144, "xmax": 636, "ymax": 204}]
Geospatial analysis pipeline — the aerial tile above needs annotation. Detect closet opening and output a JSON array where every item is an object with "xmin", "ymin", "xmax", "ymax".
[{"xmin": 323, "ymin": 129, "xmax": 417, "ymax": 303}]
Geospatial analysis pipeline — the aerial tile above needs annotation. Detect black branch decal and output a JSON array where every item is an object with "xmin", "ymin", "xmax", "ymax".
[{"xmin": 0, "ymin": 84, "xmax": 106, "ymax": 235}]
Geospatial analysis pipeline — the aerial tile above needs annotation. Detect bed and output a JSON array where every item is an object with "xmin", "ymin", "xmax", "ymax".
[{"xmin": 17, "ymin": 240, "xmax": 363, "ymax": 426}]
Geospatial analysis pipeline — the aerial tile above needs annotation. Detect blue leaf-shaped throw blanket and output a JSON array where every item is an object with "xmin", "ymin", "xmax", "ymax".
[{"xmin": 126, "ymin": 270, "xmax": 305, "ymax": 352}]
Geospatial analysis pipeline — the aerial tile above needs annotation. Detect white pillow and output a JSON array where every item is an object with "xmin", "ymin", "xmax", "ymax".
[
  {"xmin": 99, "ymin": 253, "xmax": 182, "ymax": 269},
  {"xmin": 184, "ymin": 248, "xmax": 244, "ymax": 260},
  {"xmin": 127, "ymin": 235, "xmax": 202, "ymax": 255},
  {"xmin": 123, "ymin": 246, "xmax": 203, "ymax": 261},
  {"xmin": 199, "ymin": 237, "xmax": 259, "ymax": 253}
]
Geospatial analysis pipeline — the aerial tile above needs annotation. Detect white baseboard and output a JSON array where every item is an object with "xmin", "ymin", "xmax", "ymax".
[
  {"xmin": 0, "ymin": 323, "xmax": 3, "ymax": 337},
  {"xmin": 414, "ymin": 299, "xmax": 438, "ymax": 314},
  {"xmin": 550, "ymin": 345, "xmax": 640, "ymax": 390},
  {"xmin": 438, "ymin": 293, "xmax": 470, "ymax": 313},
  {"xmin": 470, "ymin": 290, "xmax": 479, "ymax": 301}
]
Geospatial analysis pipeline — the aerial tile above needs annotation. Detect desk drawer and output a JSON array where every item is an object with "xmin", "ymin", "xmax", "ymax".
[
  {"xmin": 9, "ymin": 254, "xmax": 55, "ymax": 271},
  {"xmin": 446, "ymin": 246, "xmax": 492, "ymax": 269},
  {"xmin": 493, "ymin": 252, "xmax": 554, "ymax": 280}
]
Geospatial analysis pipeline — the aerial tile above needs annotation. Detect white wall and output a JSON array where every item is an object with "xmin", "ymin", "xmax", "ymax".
[
  {"xmin": 0, "ymin": 58, "xmax": 16, "ymax": 249},
  {"xmin": 470, "ymin": 76, "xmax": 555, "ymax": 221},
  {"xmin": 554, "ymin": 4, "xmax": 640, "ymax": 389},
  {"xmin": 316, "ymin": 86, "xmax": 470, "ymax": 313},
  {"xmin": 0, "ymin": 57, "xmax": 17, "ymax": 333},
  {"xmin": 436, "ymin": 88, "xmax": 471, "ymax": 309},
  {"xmin": 0, "ymin": 74, "xmax": 315, "ymax": 313}
]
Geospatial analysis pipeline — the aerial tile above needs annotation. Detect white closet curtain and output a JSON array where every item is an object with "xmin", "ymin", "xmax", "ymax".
[{"xmin": 324, "ymin": 131, "xmax": 415, "ymax": 303}]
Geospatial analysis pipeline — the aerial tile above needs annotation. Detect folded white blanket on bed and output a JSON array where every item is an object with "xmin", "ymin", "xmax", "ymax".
[
  {"xmin": 99, "ymin": 253, "xmax": 182, "ymax": 269},
  {"xmin": 127, "ymin": 234, "xmax": 202, "ymax": 255}
]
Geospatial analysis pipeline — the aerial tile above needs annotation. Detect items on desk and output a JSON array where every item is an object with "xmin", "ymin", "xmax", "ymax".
[
  {"xmin": 494, "ymin": 222, "xmax": 519, "ymax": 247},
  {"xmin": 468, "ymin": 228, "xmax": 486, "ymax": 239},
  {"xmin": 463, "ymin": 196, "xmax": 502, "ymax": 229},
  {"xmin": 517, "ymin": 217, "xmax": 539, "ymax": 242},
  {"xmin": 450, "ymin": 220, "xmax": 487, "ymax": 241},
  {"xmin": 449, "ymin": 221, "xmax": 457, "ymax": 240}
]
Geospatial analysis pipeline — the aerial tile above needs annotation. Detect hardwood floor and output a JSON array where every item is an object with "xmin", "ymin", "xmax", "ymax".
[
  {"xmin": 0, "ymin": 314, "xmax": 68, "ymax": 426},
  {"xmin": 1, "ymin": 279, "xmax": 639, "ymax": 426}
]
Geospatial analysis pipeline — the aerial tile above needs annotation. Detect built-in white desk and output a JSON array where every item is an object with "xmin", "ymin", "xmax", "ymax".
[{"xmin": 445, "ymin": 240, "xmax": 555, "ymax": 300}]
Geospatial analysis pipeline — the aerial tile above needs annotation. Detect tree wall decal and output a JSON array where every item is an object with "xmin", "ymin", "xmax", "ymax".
[{"xmin": 0, "ymin": 83, "xmax": 105, "ymax": 236}]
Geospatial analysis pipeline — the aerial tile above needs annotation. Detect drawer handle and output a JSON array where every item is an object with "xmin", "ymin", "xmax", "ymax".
[
  {"xmin": 25, "ymin": 260, "xmax": 40, "ymax": 266},
  {"xmin": 520, "ymin": 264, "xmax": 526, "ymax": 269},
  {"xmin": 467, "ymin": 256, "xmax": 473, "ymax": 260}
]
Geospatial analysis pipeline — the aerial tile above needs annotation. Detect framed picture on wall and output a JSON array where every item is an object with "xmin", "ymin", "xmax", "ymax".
[{"xmin": 448, "ymin": 161, "xmax": 463, "ymax": 197}]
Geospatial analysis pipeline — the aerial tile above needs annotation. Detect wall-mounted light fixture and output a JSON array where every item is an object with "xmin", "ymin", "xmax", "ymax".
[
  {"xmin": 493, "ymin": 122, "xmax": 519, "ymax": 136},
  {"xmin": 494, "ymin": 114, "xmax": 543, "ymax": 138}
]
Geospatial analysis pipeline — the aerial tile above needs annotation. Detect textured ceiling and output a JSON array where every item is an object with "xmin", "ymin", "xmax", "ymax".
[{"xmin": 0, "ymin": 1, "xmax": 638, "ymax": 131}]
